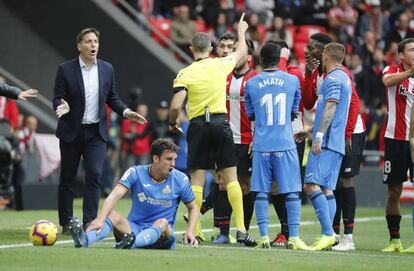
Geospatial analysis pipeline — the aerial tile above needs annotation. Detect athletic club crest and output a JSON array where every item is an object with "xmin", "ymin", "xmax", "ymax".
[{"xmin": 383, "ymin": 174, "xmax": 388, "ymax": 183}]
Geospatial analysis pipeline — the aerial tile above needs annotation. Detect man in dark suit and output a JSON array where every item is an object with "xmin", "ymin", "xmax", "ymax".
[{"xmin": 53, "ymin": 28, "xmax": 146, "ymax": 234}]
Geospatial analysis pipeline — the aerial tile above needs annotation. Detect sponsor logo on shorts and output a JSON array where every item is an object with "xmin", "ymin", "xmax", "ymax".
[
  {"xmin": 344, "ymin": 168, "xmax": 352, "ymax": 173},
  {"xmin": 306, "ymin": 173, "xmax": 313, "ymax": 178}
]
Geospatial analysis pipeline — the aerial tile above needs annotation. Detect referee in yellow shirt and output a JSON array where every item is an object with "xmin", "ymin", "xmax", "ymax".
[{"xmin": 168, "ymin": 14, "xmax": 256, "ymax": 246}]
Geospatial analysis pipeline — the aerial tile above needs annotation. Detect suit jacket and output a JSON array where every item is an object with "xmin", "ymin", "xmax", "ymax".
[
  {"xmin": 53, "ymin": 58, "xmax": 127, "ymax": 142},
  {"xmin": 0, "ymin": 83, "xmax": 21, "ymax": 99}
]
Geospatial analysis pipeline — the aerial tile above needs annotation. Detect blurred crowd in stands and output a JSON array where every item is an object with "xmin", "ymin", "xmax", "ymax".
[{"xmin": 114, "ymin": 0, "xmax": 414, "ymax": 155}]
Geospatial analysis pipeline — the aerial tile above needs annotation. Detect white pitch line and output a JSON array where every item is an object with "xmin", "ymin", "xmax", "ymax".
[
  {"xmin": 176, "ymin": 244, "xmax": 412, "ymax": 259},
  {"xmin": 0, "ymin": 215, "xmax": 410, "ymax": 250}
]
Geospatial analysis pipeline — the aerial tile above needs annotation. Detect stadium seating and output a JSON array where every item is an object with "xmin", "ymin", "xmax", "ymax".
[
  {"xmin": 293, "ymin": 25, "xmax": 326, "ymax": 43},
  {"xmin": 148, "ymin": 18, "xmax": 172, "ymax": 48},
  {"xmin": 148, "ymin": 18, "xmax": 207, "ymax": 48}
]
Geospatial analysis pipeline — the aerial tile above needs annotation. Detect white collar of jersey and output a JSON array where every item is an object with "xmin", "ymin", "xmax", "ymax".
[{"xmin": 148, "ymin": 165, "xmax": 168, "ymax": 184}]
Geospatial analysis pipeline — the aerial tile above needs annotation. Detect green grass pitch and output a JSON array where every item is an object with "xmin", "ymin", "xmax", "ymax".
[{"xmin": 0, "ymin": 199, "xmax": 413, "ymax": 271}]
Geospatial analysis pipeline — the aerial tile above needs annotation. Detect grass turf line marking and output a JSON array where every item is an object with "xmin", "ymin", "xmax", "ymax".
[{"xmin": 1, "ymin": 215, "xmax": 410, "ymax": 250}]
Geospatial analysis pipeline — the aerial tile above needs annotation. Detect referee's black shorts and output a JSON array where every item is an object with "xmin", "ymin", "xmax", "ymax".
[{"xmin": 187, "ymin": 114, "xmax": 237, "ymax": 170}]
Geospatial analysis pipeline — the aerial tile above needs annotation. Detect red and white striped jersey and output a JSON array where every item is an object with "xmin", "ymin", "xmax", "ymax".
[
  {"xmin": 226, "ymin": 69, "xmax": 258, "ymax": 144},
  {"xmin": 383, "ymin": 64, "xmax": 414, "ymax": 141}
]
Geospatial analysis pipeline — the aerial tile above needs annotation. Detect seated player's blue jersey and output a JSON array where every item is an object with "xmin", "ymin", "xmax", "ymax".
[
  {"xmin": 313, "ymin": 68, "xmax": 351, "ymax": 155},
  {"xmin": 118, "ymin": 166, "xmax": 194, "ymax": 230},
  {"xmin": 244, "ymin": 70, "xmax": 301, "ymax": 152}
]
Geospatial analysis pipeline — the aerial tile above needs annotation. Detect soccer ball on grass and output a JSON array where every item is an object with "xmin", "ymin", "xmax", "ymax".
[{"xmin": 29, "ymin": 220, "xmax": 58, "ymax": 246}]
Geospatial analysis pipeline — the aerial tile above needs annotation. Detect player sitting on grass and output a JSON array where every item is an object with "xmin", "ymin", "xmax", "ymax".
[{"xmin": 68, "ymin": 138, "xmax": 198, "ymax": 249}]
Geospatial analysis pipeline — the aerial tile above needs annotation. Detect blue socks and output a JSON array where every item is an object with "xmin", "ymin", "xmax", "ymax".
[
  {"xmin": 255, "ymin": 192, "xmax": 269, "ymax": 237},
  {"xmin": 133, "ymin": 226, "xmax": 162, "ymax": 248},
  {"xmin": 310, "ymin": 190, "xmax": 334, "ymax": 236},
  {"xmin": 85, "ymin": 218, "xmax": 113, "ymax": 247},
  {"xmin": 83, "ymin": 219, "xmax": 162, "ymax": 248},
  {"xmin": 285, "ymin": 192, "xmax": 301, "ymax": 238},
  {"xmin": 326, "ymin": 194, "xmax": 336, "ymax": 225}
]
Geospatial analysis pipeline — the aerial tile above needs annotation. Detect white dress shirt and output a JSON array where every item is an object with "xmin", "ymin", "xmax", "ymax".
[{"xmin": 79, "ymin": 56, "xmax": 99, "ymax": 124}]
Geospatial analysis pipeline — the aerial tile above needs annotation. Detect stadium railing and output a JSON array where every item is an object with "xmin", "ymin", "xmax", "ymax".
[{"xmin": 115, "ymin": 0, "xmax": 193, "ymax": 64}]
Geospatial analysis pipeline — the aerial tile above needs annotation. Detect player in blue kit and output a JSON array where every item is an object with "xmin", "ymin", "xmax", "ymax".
[
  {"xmin": 68, "ymin": 138, "xmax": 199, "ymax": 249},
  {"xmin": 303, "ymin": 43, "xmax": 352, "ymax": 251},
  {"xmin": 244, "ymin": 42, "xmax": 312, "ymax": 250}
]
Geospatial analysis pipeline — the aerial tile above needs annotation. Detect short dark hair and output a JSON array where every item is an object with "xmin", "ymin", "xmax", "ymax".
[
  {"xmin": 310, "ymin": 33, "xmax": 332, "ymax": 46},
  {"xmin": 76, "ymin": 27, "xmax": 100, "ymax": 44},
  {"xmin": 151, "ymin": 138, "xmax": 179, "ymax": 158},
  {"xmin": 265, "ymin": 39, "xmax": 288, "ymax": 49},
  {"xmin": 323, "ymin": 42, "xmax": 346, "ymax": 63},
  {"xmin": 260, "ymin": 42, "xmax": 281, "ymax": 68},
  {"xmin": 217, "ymin": 32, "xmax": 236, "ymax": 44},
  {"xmin": 191, "ymin": 32, "xmax": 211, "ymax": 52},
  {"xmin": 398, "ymin": 38, "xmax": 414, "ymax": 53}
]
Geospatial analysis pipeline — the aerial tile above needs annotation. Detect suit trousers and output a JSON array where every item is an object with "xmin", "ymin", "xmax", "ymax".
[{"xmin": 58, "ymin": 123, "xmax": 107, "ymax": 226}]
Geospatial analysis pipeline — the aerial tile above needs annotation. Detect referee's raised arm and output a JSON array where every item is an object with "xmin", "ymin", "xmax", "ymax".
[{"xmin": 230, "ymin": 13, "xmax": 249, "ymax": 64}]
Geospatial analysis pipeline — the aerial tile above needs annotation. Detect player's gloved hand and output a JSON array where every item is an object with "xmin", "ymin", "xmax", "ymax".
[
  {"xmin": 56, "ymin": 99, "xmax": 70, "ymax": 118},
  {"xmin": 183, "ymin": 231, "xmax": 198, "ymax": 248},
  {"xmin": 345, "ymin": 138, "xmax": 352, "ymax": 156},
  {"xmin": 86, "ymin": 218, "xmax": 105, "ymax": 234},
  {"xmin": 305, "ymin": 58, "xmax": 320, "ymax": 76},
  {"xmin": 248, "ymin": 142, "xmax": 253, "ymax": 158}
]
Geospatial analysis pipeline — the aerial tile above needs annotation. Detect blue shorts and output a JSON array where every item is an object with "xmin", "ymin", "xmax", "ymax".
[
  {"xmin": 128, "ymin": 220, "xmax": 176, "ymax": 249},
  {"xmin": 251, "ymin": 149, "xmax": 302, "ymax": 194},
  {"xmin": 304, "ymin": 148, "xmax": 343, "ymax": 190}
]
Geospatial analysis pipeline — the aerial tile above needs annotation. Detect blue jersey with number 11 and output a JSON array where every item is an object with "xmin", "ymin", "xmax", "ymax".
[{"xmin": 244, "ymin": 70, "xmax": 301, "ymax": 152}]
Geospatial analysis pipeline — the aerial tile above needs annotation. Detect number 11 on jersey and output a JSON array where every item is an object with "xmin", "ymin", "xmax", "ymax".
[{"xmin": 260, "ymin": 93, "xmax": 286, "ymax": 126}]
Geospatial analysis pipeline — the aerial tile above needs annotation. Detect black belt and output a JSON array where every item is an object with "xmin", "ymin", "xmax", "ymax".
[
  {"xmin": 190, "ymin": 113, "xmax": 226, "ymax": 122},
  {"xmin": 81, "ymin": 123, "xmax": 99, "ymax": 128}
]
